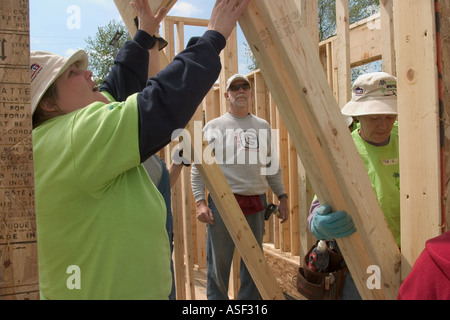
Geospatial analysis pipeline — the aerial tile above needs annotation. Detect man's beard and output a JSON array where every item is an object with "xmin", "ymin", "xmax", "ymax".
[{"xmin": 234, "ymin": 95, "xmax": 248, "ymax": 107}]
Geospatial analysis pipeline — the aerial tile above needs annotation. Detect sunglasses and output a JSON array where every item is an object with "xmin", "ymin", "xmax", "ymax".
[{"xmin": 228, "ymin": 83, "xmax": 251, "ymax": 92}]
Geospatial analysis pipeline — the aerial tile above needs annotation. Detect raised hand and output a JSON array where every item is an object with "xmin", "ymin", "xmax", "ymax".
[
  {"xmin": 130, "ymin": 0, "xmax": 168, "ymax": 36},
  {"xmin": 208, "ymin": 0, "xmax": 252, "ymax": 39}
]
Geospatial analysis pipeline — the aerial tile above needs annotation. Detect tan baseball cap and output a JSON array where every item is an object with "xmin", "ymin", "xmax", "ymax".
[
  {"xmin": 30, "ymin": 50, "xmax": 89, "ymax": 114},
  {"xmin": 226, "ymin": 74, "xmax": 251, "ymax": 91},
  {"xmin": 341, "ymin": 72, "xmax": 397, "ymax": 117}
]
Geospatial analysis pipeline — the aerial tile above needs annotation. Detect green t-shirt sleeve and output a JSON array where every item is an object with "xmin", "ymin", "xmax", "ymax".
[{"xmin": 71, "ymin": 94, "xmax": 140, "ymax": 195}]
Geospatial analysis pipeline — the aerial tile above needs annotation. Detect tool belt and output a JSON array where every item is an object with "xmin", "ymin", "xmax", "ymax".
[{"xmin": 296, "ymin": 241, "xmax": 348, "ymax": 300}]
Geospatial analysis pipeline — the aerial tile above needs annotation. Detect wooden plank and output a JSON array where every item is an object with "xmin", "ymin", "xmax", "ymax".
[
  {"xmin": 393, "ymin": 0, "xmax": 442, "ymax": 279},
  {"xmin": 263, "ymin": 243, "xmax": 305, "ymax": 300},
  {"xmin": 165, "ymin": 16, "xmax": 209, "ymax": 27},
  {"xmin": 171, "ymin": 168, "xmax": 186, "ymax": 300},
  {"xmin": 269, "ymin": 98, "xmax": 280, "ymax": 249},
  {"xmin": 113, "ymin": 0, "xmax": 177, "ymax": 37},
  {"xmin": 182, "ymin": 120, "xmax": 197, "ymax": 300},
  {"xmin": 380, "ymin": 0, "xmax": 395, "ymax": 75},
  {"xmin": 228, "ymin": 249, "xmax": 240, "ymax": 299},
  {"xmin": 219, "ymin": 28, "xmax": 238, "ymax": 115},
  {"xmin": 185, "ymin": 134, "xmax": 285, "ymax": 299},
  {"xmin": 240, "ymin": 0, "xmax": 401, "ymax": 300},
  {"xmin": 320, "ymin": 14, "xmax": 382, "ymax": 69},
  {"xmin": 298, "ymin": 0, "xmax": 318, "ymax": 262},
  {"xmin": 288, "ymin": 136, "xmax": 300, "ymax": 256},
  {"xmin": 276, "ymin": 109, "xmax": 290, "ymax": 252},
  {"xmin": 253, "ymin": 72, "xmax": 268, "ymax": 120},
  {"xmin": 0, "ymin": 0, "xmax": 39, "ymax": 300},
  {"xmin": 336, "ymin": 0, "xmax": 351, "ymax": 107},
  {"xmin": 204, "ymin": 86, "xmax": 220, "ymax": 123},
  {"xmin": 149, "ymin": 15, "xmax": 283, "ymax": 296},
  {"xmin": 439, "ymin": 0, "xmax": 450, "ymax": 231}
]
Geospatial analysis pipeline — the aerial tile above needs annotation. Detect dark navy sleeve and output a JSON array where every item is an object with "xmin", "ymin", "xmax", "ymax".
[
  {"xmin": 137, "ymin": 30, "xmax": 226, "ymax": 162},
  {"xmin": 100, "ymin": 30, "xmax": 156, "ymax": 101}
]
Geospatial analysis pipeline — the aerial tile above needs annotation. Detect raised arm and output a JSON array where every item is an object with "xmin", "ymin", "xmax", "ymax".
[
  {"xmin": 101, "ymin": 2, "xmax": 167, "ymax": 100},
  {"xmin": 137, "ymin": 0, "xmax": 251, "ymax": 162}
]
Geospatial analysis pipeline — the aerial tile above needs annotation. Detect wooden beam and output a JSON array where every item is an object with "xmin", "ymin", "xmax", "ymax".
[
  {"xmin": 439, "ymin": 0, "xmax": 450, "ymax": 232},
  {"xmin": 263, "ymin": 243, "xmax": 305, "ymax": 300},
  {"xmin": 114, "ymin": 0, "xmax": 175, "ymax": 69},
  {"xmin": 336, "ymin": 0, "xmax": 351, "ymax": 107},
  {"xmin": 380, "ymin": 0, "xmax": 396, "ymax": 75},
  {"xmin": 219, "ymin": 28, "xmax": 238, "ymax": 115},
  {"xmin": 185, "ymin": 125, "xmax": 285, "ymax": 300},
  {"xmin": 171, "ymin": 170, "xmax": 186, "ymax": 300},
  {"xmin": 320, "ymin": 13, "xmax": 383, "ymax": 71},
  {"xmin": 0, "ymin": 0, "xmax": 39, "ymax": 300},
  {"xmin": 114, "ymin": 0, "xmax": 177, "ymax": 37},
  {"xmin": 240, "ymin": 0, "xmax": 400, "ymax": 300},
  {"xmin": 115, "ymin": 1, "xmax": 285, "ymax": 300},
  {"xmin": 394, "ymin": 0, "xmax": 442, "ymax": 279},
  {"xmin": 181, "ymin": 116, "xmax": 198, "ymax": 300},
  {"xmin": 298, "ymin": 0, "xmax": 318, "ymax": 262},
  {"xmin": 165, "ymin": 16, "xmax": 209, "ymax": 27}
]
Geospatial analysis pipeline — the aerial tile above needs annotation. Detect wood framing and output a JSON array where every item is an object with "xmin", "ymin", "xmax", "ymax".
[
  {"xmin": 114, "ymin": 0, "xmax": 177, "ymax": 37},
  {"xmin": 183, "ymin": 123, "xmax": 285, "ymax": 300},
  {"xmin": 380, "ymin": 0, "xmax": 395, "ymax": 75},
  {"xmin": 336, "ymin": 0, "xmax": 351, "ymax": 107},
  {"xmin": 297, "ymin": 0, "xmax": 318, "ymax": 263},
  {"xmin": 440, "ymin": 0, "xmax": 450, "ymax": 232},
  {"xmin": 0, "ymin": 0, "xmax": 39, "ymax": 300},
  {"xmin": 115, "ymin": 0, "xmax": 285, "ymax": 300},
  {"xmin": 112, "ymin": 0, "xmax": 449, "ymax": 300},
  {"xmin": 394, "ymin": 0, "xmax": 442, "ymax": 279},
  {"xmin": 239, "ymin": 1, "xmax": 401, "ymax": 299},
  {"xmin": 319, "ymin": 13, "xmax": 384, "ymax": 102},
  {"xmin": 1, "ymin": 0, "xmax": 444, "ymax": 302}
]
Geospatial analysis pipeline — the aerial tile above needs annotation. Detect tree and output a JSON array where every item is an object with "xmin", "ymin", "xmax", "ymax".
[{"xmin": 84, "ymin": 20, "xmax": 131, "ymax": 84}]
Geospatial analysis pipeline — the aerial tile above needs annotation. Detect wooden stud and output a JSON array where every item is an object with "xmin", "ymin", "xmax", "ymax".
[
  {"xmin": 439, "ymin": 0, "xmax": 450, "ymax": 231},
  {"xmin": 380, "ymin": 0, "xmax": 396, "ymax": 75},
  {"xmin": 114, "ymin": 0, "xmax": 177, "ymax": 37},
  {"xmin": 219, "ymin": 28, "xmax": 238, "ymax": 115},
  {"xmin": 336, "ymin": 0, "xmax": 351, "ymax": 107},
  {"xmin": 183, "ymin": 122, "xmax": 285, "ymax": 299},
  {"xmin": 394, "ymin": 0, "xmax": 442, "ymax": 279},
  {"xmin": 172, "ymin": 177, "xmax": 187, "ymax": 299},
  {"xmin": 240, "ymin": 1, "xmax": 401, "ymax": 299},
  {"xmin": 276, "ymin": 108, "xmax": 290, "ymax": 252},
  {"xmin": 298, "ymin": 0, "xmax": 319, "ymax": 262},
  {"xmin": 288, "ymin": 136, "xmax": 300, "ymax": 256},
  {"xmin": 0, "ymin": 0, "xmax": 39, "ymax": 300}
]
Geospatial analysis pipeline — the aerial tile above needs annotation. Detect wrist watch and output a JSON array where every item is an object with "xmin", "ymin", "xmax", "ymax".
[{"xmin": 278, "ymin": 193, "xmax": 288, "ymax": 201}]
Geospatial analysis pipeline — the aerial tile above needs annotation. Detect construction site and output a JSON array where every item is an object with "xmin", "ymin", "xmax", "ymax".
[{"xmin": 1, "ymin": 0, "xmax": 449, "ymax": 300}]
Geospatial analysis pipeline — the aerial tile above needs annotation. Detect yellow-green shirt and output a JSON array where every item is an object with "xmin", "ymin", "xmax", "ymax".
[
  {"xmin": 33, "ymin": 95, "xmax": 171, "ymax": 299},
  {"xmin": 352, "ymin": 123, "xmax": 400, "ymax": 246}
]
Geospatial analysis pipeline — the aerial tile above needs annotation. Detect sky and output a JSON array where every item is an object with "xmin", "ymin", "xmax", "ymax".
[{"xmin": 29, "ymin": 0, "xmax": 251, "ymax": 74}]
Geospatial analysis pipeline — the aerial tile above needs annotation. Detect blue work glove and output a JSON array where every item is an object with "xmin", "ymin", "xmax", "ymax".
[{"xmin": 310, "ymin": 204, "xmax": 356, "ymax": 240}]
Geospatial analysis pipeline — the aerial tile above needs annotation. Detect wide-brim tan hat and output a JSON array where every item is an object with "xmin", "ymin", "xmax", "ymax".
[
  {"xmin": 341, "ymin": 72, "xmax": 397, "ymax": 117},
  {"xmin": 30, "ymin": 50, "xmax": 89, "ymax": 114},
  {"xmin": 226, "ymin": 74, "xmax": 251, "ymax": 91}
]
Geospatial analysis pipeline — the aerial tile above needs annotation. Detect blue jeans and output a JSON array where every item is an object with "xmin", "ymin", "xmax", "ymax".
[
  {"xmin": 206, "ymin": 194, "xmax": 266, "ymax": 300},
  {"xmin": 156, "ymin": 158, "xmax": 176, "ymax": 300},
  {"xmin": 328, "ymin": 240, "xmax": 362, "ymax": 300},
  {"xmin": 341, "ymin": 272, "xmax": 362, "ymax": 300}
]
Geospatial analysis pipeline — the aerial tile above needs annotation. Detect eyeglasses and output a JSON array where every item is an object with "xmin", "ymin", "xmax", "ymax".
[{"xmin": 228, "ymin": 83, "xmax": 251, "ymax": 92}]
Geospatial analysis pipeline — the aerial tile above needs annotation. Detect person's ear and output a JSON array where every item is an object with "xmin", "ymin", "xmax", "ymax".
[{"xmin": 39, "ymin": 98, "xmax": 59, "ymax": 113}]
